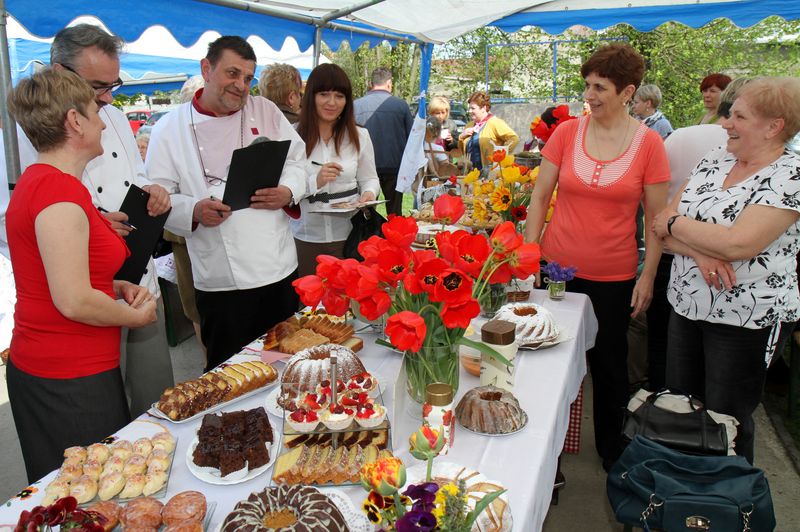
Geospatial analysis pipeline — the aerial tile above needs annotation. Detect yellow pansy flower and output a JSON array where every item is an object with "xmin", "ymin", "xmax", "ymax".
[
  {"xmin": 490, "ymin": 185, "xmax": 512, "ymax": 212},
  {"xmin": 473, "ymin": 199, "xmax": 488, "ymax": 221}
]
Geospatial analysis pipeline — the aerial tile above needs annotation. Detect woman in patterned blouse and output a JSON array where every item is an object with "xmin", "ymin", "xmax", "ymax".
[{"xmin": 654, "ymin": 77, "xmax": 800, "ymax": 463}]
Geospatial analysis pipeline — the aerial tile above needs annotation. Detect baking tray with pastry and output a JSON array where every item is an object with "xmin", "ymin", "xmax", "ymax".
[
  {"xmin": 40, "ymin": 421, "xmax": 178, "ymax": 508},
  {"xmin": 148, "ymin": 353, "xmax": 279, "ymax": 424},
  {"xmin": 85, "ymin": 490, "xmax": 215, "ymax": 531}
]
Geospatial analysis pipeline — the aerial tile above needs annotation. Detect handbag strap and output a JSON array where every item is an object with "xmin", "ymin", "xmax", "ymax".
[{"xmin": 648, "ymin": 387, "xmax": 700, "ymax": 411}]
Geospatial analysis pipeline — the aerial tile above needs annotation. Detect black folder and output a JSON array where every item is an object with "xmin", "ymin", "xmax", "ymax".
[
  {"xmin": 114, "ymin": 184, "xmax": 171, "ymax": 285},
  {"xmin": 222, "ymin": 139, "xmax": 291, "ymax": 211}
]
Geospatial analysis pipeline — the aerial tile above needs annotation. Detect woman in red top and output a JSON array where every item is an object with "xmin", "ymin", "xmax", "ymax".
[
  {"xmin": 525, "ymin": 43, "xmax": 670, "ymax": 471},
  {"xmin": 6, "ymin": 69, "xmax": 157, "ymax": 482}
]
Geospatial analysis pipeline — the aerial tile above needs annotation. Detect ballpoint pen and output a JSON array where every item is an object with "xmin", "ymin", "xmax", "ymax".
[{"xmin": 97, "ymin": 206, "xmax": 137, "ymax": 230}]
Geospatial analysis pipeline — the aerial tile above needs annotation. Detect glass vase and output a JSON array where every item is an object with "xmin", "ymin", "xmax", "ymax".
[
  {"xmin": 404, "ymin": 344, "xmax": 459, "ymax": 405},
  {"xmin": 546, "ymin": 279, "xmax": 566, "ymax": 300},
  {"xmin": 479, "ymin": 283, "xmax": 508, "ymax": 318}
]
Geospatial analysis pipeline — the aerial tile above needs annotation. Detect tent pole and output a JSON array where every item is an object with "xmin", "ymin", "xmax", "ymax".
[
  {"xmin": 312, "ymin": 26, "xmax": 321, "ymax": 68},
  {"xmin": 0, "ymin": 0, "xmax": 20, "ymax": 184}
]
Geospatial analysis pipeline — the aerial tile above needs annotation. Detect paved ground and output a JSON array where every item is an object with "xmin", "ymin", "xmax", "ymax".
[{"xmin": 1, "ymin": 335, "xmax": 798, "ymax": 530}]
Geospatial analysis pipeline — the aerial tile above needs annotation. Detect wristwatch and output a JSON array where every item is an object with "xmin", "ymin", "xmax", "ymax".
[{"xmin": 666, "ymin": 214, "xmax": 681, "ymax": 235}]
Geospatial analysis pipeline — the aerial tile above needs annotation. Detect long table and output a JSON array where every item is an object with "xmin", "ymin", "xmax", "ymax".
[{"xmin": 0, "ymin": 290, "xmax": 597, "ymax": 532}]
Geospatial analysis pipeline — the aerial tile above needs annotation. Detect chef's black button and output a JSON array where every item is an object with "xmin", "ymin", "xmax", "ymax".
[
  {"xmin": 144, "ymin": 268, "xmax": 148, "ymax": 274},
  {"xmin": 124, "ymin": 181, "xmax": 130, "ymax": 187},
  {"xmin": 97, "ymin": 186, "xmax": 103, "ymax": 193},
  {"xmin": 112, "ymin": 152, "xmax": 118, "ymax": 158}
]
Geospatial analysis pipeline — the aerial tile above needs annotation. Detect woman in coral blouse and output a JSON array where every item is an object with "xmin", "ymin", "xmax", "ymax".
[
  {"xmin": 525, "ymin": 43, "xmax": 670, "ymax": 471},
  {"xmin": 6, "ymin": 69, "xmax": 157, "ymax": 481}
]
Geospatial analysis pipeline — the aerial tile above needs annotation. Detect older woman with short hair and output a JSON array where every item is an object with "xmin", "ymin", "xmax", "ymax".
[
  {"xmin": 458, "ymin": 91, "xmax": 519, "ymax": 170},
  {"xmin": 632, "ymin": 84, "xmax": 673, "ymax": 139},
  {"xmin": 525, "ymin": 43, "xmax": 670, "ymax": 471},
  {"xmin": 259, "ymin": 63, "xmax": 303, "ymax": 124},
  {"xmin": 698, "ymin": 72, "xmax": 732, "ymax": 124},
  {"xmin": 6, "ymin": 68, "xmax": 157, "ymax": 481},
  {"xmin": 654, "ymin": 77, "xmax": 800, "ymax": 464}
]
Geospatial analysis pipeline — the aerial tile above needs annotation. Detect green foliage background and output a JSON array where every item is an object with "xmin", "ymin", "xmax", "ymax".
[{"xmin": 328, "ymin": 17, "xmax": 799, "ymax": 129}]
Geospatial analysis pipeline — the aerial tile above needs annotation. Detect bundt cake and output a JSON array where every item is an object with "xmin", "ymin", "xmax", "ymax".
[
  {"xmin": 280, "ymin": 344, "xmax": 366, "ymax": 405},
  {"xmin": 455, "ymin": 385, "xmax": 527, "ymax": 434},
  {"xmin": 220, "ymin": 484, "xmax": 349, "ymax": 531},
  {"xmin": 494, "ymin": 302, "xmax": 559, "ymax": 346}
]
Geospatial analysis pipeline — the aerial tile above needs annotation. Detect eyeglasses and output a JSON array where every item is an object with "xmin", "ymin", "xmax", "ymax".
[
  {"xmin": 60, "ymin": 63, "xmax": 124, "ymax": 96},
  {"xmin": 717, "ymin": 101, "xmax": 733, "ymax": 119}
]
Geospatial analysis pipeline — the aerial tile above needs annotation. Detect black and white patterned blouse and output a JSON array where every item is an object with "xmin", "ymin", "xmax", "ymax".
[{"xmin": 668, "ymin": 146, "xmax": 800, "ymax": 330}]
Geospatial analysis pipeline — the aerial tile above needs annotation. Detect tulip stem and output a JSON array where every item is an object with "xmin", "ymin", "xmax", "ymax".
[
  {"xmin": 394, "ymin": 490, "xmax": 406, "ymax": 518},
  {"xmin": 426, "ymin": 456, "xmax": 434, "ymax": 482}
]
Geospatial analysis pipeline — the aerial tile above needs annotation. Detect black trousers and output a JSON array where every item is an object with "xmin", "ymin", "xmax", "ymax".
[
  {"xmin": 7, "ymin": 359, "xmax": 131, "ymax": 483},
  {"xmin": 196, "ymin": 271, "xmax": 299, "ymax": 371},
  {"xmin": 645, "ymin": 253, "xmax": 674, "ymax": 390},
  {"xmin": 568, "ymin": 276, "xmax": 636, "ymax": 462},
  {"xmin": 666, "ymin": 311, "xmax": 793, "ymax": 464},
  {"xmin": 378, "ymin": 172, "xmax": 404, "ymax": 216}
]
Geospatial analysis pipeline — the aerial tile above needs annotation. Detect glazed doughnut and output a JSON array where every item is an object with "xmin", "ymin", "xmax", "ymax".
[
  {"xmin": 162, "ymin": 491, "xmax": 207, "ymax": 525},
  {"xmin": 120, "ymin": 496, "xmax": 164, "ymax": 529}
]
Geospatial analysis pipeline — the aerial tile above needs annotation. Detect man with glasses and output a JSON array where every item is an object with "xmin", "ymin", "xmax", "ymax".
[
  {"xmin": 145, "ymin": 36, "xmax": 306, "ymax": 371},
  {"xmin": 17, "ymin": 24, "xmax": 175, "ymax": 417}
]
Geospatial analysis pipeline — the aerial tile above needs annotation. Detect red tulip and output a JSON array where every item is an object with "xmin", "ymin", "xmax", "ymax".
[
  {"xmin": 382, "ymin": 215, "xmax": 418, "ymax": 248},
  {"xmin": 322, "ymin": 288, "xmax": 350, "ymax": 316},
  {"xmin": 358, "ymin": 235, "xmax": 385, "ymax": 264},
  {"xmin": 345, "ymin": 264, "xmax": 380, "ymax": 300},
  {"xmin": 490, "ymin": 221, "xmax": 523, "ymax": 254},
  {"xmin": 316, "ymin": 255, "xmax": 346, "ymax": 288},
  {"xmin": 385, "ymin": 311, "xmax": 426, "ymax": 352},
  {"xmin": 356, "ymin": 290, "xmax": 392, "ymax": 321},
  {"xmin": 507, "ymin": 242, "xmax": 541, "ymax": 279},
  {"xmin": 442, "ymin": 298, "xmax": 480, "ymax": 328},
  {"xmin": 435, "ymin": 229, "xmax": 469, "ymax": 265},
  {"xmin": 433, "ymin": 194, "xmax": 465, "ymax": 225},
  {"xmin": 453, "ymin": 233, "xmax": 491, "ymax": 278},
  {"xmin": 491, "ymin": 149, "xmax": 507, "ymax": 162},
  {"xmin": 432, "ymin": 268, "xmax": 473, "ymax": 304},
  {"xmin": 376, "ymin": 245, "xmax": 412, "ymax": 287},
  {"xmin": 292, "ymin": 275, "xmax": 324, "ymax": 307},
  {"xmin": 448, "ymin": 174, "xmax": 458, "ymax": 185},
  {"xmin": 404, "ymin": 256, "xmax": 448, "ymax": 295},
  {"xmin": 488, "ymin": 261, "xmax": 513, "ymax": 284}
]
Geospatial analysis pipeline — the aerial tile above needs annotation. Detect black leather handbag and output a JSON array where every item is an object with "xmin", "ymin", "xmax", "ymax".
[
  {"xmin": 343, "ymin": 207, "xmax": 386, "ymax": 261},
  {"xmin": 622, "ymin": 389, "xmax": 728, "ymax": 456}
]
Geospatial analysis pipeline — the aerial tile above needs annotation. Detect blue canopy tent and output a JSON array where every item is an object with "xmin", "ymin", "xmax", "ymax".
[
  {"xmin": 2, "ymin": 0, "xmax": 798, "ymax": 182},
  {"xmin": 6, "ymin": 37, "xmax": 316, "ymax": 96}
]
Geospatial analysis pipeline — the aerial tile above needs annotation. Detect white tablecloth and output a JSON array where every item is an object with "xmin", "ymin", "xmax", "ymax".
[{"xmin": 0, "ymin": 290, "xmax": 596, "ymax": 532}]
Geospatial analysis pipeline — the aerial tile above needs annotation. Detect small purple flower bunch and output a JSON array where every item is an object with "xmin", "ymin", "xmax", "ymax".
[
  {"xmin": 395, "ymin": 482, "xmax": 438, "ymax": 531},
  {"xmin": 541, "ymin": 261, "xmax": 577, "ymax": 282}
]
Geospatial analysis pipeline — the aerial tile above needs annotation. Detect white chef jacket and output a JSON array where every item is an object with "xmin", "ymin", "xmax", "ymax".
[
  {"xmin": 290, "ymin": 127, "xmax": 380, "ymax": 243},
  {"xmin": 18, "ymin": 105, "xmax": 162, "ymax": 298},
  {"xmin": 145, "ymin": 95, "xmax": 307, "ymax": 292}
]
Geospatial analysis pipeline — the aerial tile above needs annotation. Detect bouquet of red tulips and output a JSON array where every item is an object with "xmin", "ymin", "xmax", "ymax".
[{"xmin": 293, "ymin": 194, "xmax": 541, "ymax": 401}]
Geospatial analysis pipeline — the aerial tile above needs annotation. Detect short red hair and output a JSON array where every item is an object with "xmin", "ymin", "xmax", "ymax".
[{"xmin": 700, "ymin": 73, "xmax": 732, "ymax": 92}]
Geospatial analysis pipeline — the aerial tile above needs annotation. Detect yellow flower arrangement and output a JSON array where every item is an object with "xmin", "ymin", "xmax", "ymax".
[
  {"xmin": 463, "ymin": 168, "xmax": 480, "ymax": 185},
  {"xmin": 473, "ymin": 198, "xmax": 489, "ymax": 222},
  {"xmin": 490, "ymin": 185, "xmax": 512, "ymax": 212},
  {"xmin": 432, "ymin": 482, "xmax": 461, "ymax": 523},
  {"xmin": 479, "ymin": 180, "xmax": 495, "ymax": 195},
  {"xmin": 500, "ymin": 165, "xmax": 523, "ymax": 185}
]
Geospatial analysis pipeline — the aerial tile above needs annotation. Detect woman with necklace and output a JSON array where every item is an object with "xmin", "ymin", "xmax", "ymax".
[
  {"xmin": 458, "ymin": 91, "xmax": 519, "ymax": 170},
  {"xmin": 292, "ymin": 63, "xmax": 380, "ymax": 277},
  {"xmin": 653, "ymin": 77, "xmax": 800, "ymax": 464},
  {"xmin": 524, "ymin": 43, "xmax": 670, "ymax": 472}
]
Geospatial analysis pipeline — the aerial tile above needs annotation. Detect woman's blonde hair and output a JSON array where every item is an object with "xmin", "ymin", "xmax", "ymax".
[
  {"xmin": 738, "ymin": 77, "xmax": 800, "ymax": 142},
  {"xmin": 7, "ymin": 68, "xmax": 95, "ymax": 152},
  {"xmin": 258, "ymin": 63, "xmax": 302, "ymax": 106},
  {"xmin": 428, "ymin": 96, "xmax": 450, "ymax": 115}
]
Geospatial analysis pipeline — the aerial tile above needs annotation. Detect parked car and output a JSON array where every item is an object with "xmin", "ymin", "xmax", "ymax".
[
  {"xmin": 137, "ymin": 111, "xmax": 169, "ymax": 137},
  {"xmin": 126, "ymin": 110, "xmax": 152, "ymax": 135}
]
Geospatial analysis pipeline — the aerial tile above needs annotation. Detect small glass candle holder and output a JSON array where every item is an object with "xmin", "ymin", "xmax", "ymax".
[{"xmin": 545, "ymin": 278, "xmax": 566, "ymax": 300}]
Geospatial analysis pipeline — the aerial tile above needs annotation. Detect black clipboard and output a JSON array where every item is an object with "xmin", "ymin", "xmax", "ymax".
[
  {"xmin": 222, "ymin": 139, "xmax": 291, "ymax": 211},
  {"xmin": 114, "ymin": 184, "xmax": 171, "ymax": 284}
]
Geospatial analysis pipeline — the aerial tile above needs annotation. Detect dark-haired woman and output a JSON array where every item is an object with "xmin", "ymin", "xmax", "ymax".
[
  {"xmin": 292, "ymin": 63, "xmax": 380, "ymax": 277},
  {"xmin": 524, "ymin": 43, "xmax": 670, "ymax": 471}
]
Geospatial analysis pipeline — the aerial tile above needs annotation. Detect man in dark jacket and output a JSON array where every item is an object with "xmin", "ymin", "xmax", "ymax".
[{"xmin": 354, "ymin": 67, "xmax": 412, "ymax": 215}]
